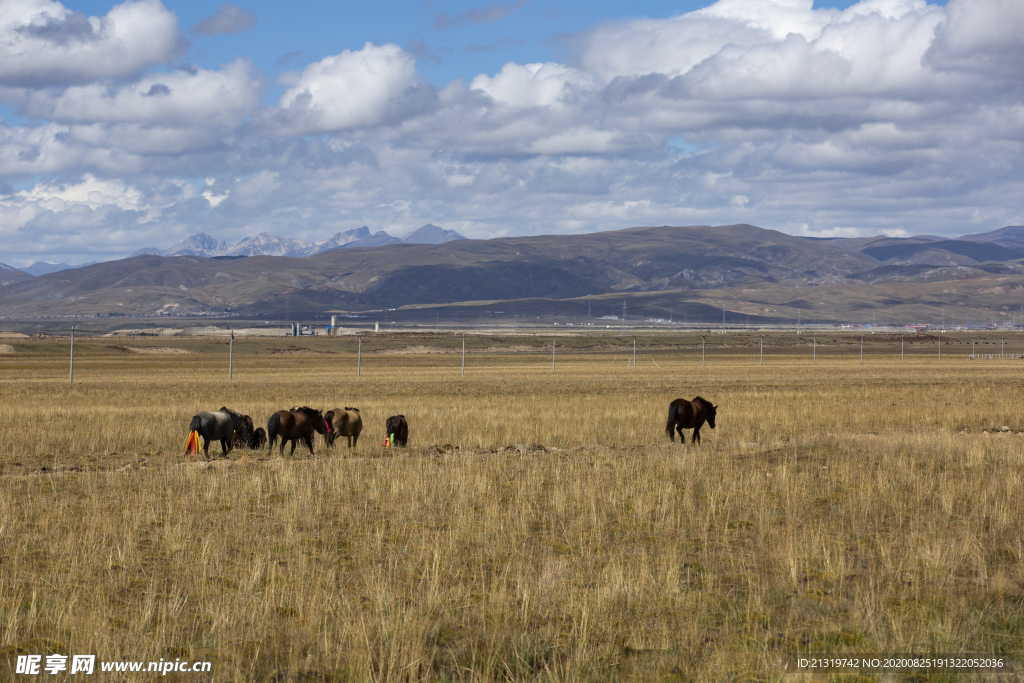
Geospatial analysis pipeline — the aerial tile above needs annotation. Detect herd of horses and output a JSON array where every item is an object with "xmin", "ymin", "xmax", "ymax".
[
  {"xmin": 185, "ymin": 396, "xmax": 715, "ymax": 459},
  {"xmin": 186, "ymin": 406, "xmax": 409, "ymax": 459}
]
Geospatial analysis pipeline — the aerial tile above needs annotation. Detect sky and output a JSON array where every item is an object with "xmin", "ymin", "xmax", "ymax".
[{"xmin": 0, "ymin": 0, "xmax": 1021, "ymax": 267}]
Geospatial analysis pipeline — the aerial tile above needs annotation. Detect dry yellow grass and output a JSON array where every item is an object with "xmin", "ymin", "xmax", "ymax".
[{"xmin": 0, "ymin": 333, "xmax": 1022, "ymax": 681}]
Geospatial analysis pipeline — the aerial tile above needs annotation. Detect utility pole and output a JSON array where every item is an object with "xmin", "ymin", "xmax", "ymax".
[
  {"xmin": 69, "ymin": 325, "xmax": 75, "ymax": 384},
  {"xmin": 633, "ymin": 335, "xmax": 637, "ymax": 370}
]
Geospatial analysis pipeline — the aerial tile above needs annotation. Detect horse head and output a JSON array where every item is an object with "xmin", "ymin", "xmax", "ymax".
[{"xmin": 707, "ymin": 403, "xmax": 718, "ymax": 429}]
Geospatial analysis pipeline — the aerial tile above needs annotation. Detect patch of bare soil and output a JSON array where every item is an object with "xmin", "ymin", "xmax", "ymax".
[
  {"xmin": 107, "ymin": 345, "xmax": 194, "ymax": 354},
  {"xmin": 375, "ymin": 344, "xmax": 543, "ymax": 354},
  {"xmin": 0, "ymin": 344, "xmax": 14, "ymax": 353},
  {"xmin": 270, "ymin": 346, "xmax": 337, "ymax": 354}
]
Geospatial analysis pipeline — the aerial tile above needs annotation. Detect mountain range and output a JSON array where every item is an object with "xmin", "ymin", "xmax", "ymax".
[
  {"xmin": 4, "ymin": 223, "xmax": 1024, "ymax": 325},
  {"xmin": 130, "ymin": 223, "xmax": 466, "ymax": 259}
]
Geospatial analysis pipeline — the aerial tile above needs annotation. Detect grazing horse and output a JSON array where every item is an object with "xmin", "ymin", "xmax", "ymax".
[
  {"xmin": 267, "ymin": 406, "xmax": 326, "ymax": 457},
  {"xmin": 232, "ymin": 416, "xmax": 267, "ymax": 450},
  {"xmin": 666, "ymin": 397, "xmax": 717, "ymax": 444},
  {"xmin": 188, "ymin": 407, "xmax": 249, "ymax": 459},
  {"xmin": 385, "ymin": 415, "xmax": 408, "ymax": 447},
  {"xmin": 324, "ymin": 407, "xmax": 362, "ymax": 448},
  {"xmin": 250, "ymin": 427, "xmax": 267, "ymax": 450}
]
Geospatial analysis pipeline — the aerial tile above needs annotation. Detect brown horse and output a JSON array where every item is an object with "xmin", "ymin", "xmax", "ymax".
[
  {"xmin": 267, "ymin": 406, "xmax": 326, "ymax": 456},
  {"xmin": 666, "ymin": 396, "xmax": 717, "ymax": 444},
  {"xmin": 324, "ymin": 407, "xmax": 362, "ymax": 448}
]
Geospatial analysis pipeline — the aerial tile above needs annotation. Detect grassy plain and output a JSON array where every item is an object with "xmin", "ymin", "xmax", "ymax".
[{"xmin": 1, "ymin": 332, "xmax": 1023, "ymax": 681}]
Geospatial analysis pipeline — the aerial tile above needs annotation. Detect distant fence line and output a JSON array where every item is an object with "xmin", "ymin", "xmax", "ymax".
[{"xmin": 57, "ymin": 331, "xmax": 1024, "ymax": 383}]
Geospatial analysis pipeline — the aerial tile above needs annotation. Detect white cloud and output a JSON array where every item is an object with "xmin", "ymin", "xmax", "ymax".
[
  {"xmin": 470, "ymin": 62, "xmax": 598, "ymax": 109},
  {"xmin": 277, "ymin": 43, "xmax": 423, "ymax": 133},
  {"xmin": 21, "ymin": 60, "xmax": 261, "ymax": 126},
  {"xmin": 0, "ymin": 0, "xmax": 180, "ymax": 86}
]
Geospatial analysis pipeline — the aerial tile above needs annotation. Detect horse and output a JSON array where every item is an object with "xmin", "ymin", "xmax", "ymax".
[
  {"xmin": 665, "ymin": 397, "xmax": 717, "ymax": 444},
  {"xmin": 188, "ymin": 407, "xmax": 249, "ymax": 459},
  {"xmin": 324, "ymin": 407, "xmax": 362, "ymax": 448},
  {"xmin": 385, "ymin": 415, "xmax": 408, "ymax": 447},
  {"xmin": 232, "ymin": 415, "xmax": 267, "ymax": 450},
  {"xmin": 267, "ymin": 406, "xmax": 326, "ymax": 457},
  {"xmin": 250, "ymin": 427, "xmax": 267, "ymax": 450}
]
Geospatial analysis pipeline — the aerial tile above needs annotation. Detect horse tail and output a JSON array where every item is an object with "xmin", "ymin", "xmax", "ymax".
[
  {"xmin": 189, "ymin": 415, "xmax": 203, "ymax": 435},
  {"xmin": 267, "ymin": 412, "xmax": 280, "ymax": 450},
  {"xmin": 665, "ymin": 401, "xmax": 679, "ymax": 439}
]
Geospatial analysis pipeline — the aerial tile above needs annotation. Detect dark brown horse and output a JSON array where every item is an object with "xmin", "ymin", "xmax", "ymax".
[
  {"xmin": 267, "ymin": 406, "xmax": 326, "ymax": 456},
  {"xmin": 666, "ymin": 397, "xmax": 717, "ymax": 444}
]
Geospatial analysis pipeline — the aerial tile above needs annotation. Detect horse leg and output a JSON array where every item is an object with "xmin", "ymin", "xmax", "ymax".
[
  {"xmin": 202, "ymin": 436, "xmax": 210, "ymax": 459},
  {"xmin": 350, "ymin": 434, "xmax": 357, "ymax": 448},
  {"xmin": 305, "ymin": 435, "xmax": 314, "ymax": 455},
  {"xmin": 221, "ymin": 438, "xmax": 230, "ymax": 456},
  {"xmin": 289, "ymin": 439, "xmax": 297, "ymax": 457},
  {"xmin": 693, "ymin": 427, "xmax": 701, "ymax": 445},
  {"xmin": 676, "ymin": 424, "xmax": 684, "ymax": 443}
]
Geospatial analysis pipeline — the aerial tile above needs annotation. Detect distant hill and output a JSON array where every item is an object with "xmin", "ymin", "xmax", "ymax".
[
  {"xmin": 401, "ymin": 224, "xmax": 467, "ymax": 244},
  {"xmin": 22, "ymin": 261, "xmax": 99, "ymax": 276},
  {"xmin": 0, "ymin": 263, "xmax": 33, "ymax": 287},
  {"xmin": 129, "ymin": 224, "xmax": 464, "ymax": 259},
  {"xmin": 3, "ymin": 223, "xmax": 1024, "ymax": 325},
  {"xmin": 861, "ymin": 240, "xmax": 1023, "ymax": 264},
  {"xmin": 959, "ymin": 226, "xmax": 1024, "ymax": 250}
]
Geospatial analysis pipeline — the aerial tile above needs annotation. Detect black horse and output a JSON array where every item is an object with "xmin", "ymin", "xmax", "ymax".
[
  {"xmin": 188, "ymin": 407, "xmax": 249, "ymax": 458},
  {"xmin": 232, "ymin": 416, "xmax": 267, "ymax": 450},
  {"xmin": 666, "ymin": 397, "xmax": 717, "ymax": 444},
  {"xmin": 385, "ymin": 415, "xmax": 408, "ymax": 447}
]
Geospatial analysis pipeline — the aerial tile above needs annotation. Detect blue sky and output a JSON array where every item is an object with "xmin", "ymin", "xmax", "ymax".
[{"xmin": 1, "ymin": 0, "xmax": 1019, "ymax": 267}]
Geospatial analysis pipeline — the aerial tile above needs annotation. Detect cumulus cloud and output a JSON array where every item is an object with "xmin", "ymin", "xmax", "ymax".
[
  {"xmin": 276, "ymin": 43, "xmax": 427, "ymax": 133},
  {"xmin": 21, "ymin": 60, "xmax": 262, "ymax": 126},
  {"xmin": 470, "ymin": 62, "xmax": 598, "ymax": 109},
  {"xmin": 191, "ymin": 3, "xmax": 256, "ymax": 36},
  {"xmin": 0, "ymin": 0, "xmax": 180, "ymax": 86}
]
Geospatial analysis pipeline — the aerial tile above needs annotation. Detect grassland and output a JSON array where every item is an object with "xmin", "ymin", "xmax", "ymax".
[{"xmin": 1, "ymin": 332, "xmax": 1023, "ymax": 681}]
